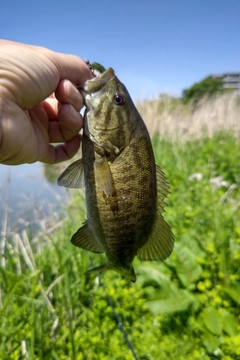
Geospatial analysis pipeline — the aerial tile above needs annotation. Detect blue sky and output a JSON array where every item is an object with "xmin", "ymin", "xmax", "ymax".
[{"xmin": 1, "ymin": 0, "xmax": 240, "ymax": 100}]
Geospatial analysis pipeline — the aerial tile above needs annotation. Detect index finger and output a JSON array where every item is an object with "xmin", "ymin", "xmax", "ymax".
[{"xmin": 42, "ymin": 48, "xmax": 94, "ymax": 85}]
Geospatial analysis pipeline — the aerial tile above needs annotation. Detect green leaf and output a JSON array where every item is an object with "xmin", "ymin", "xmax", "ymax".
[
  {"xmin": 136, "ymin": 262, "xmax": 172, "ymax": 287},
  {"xmin": 202, "ymin": 330, "xmax": 221, "ymax": 353},
  {"xmin": 169, "ymin": 243, "xmax": 202, "ymax": 288},
  {"xmin": 221, "ymin": 311, "xmax": 239, "ymax": 336},
  {"xmin": 224, "ymin": 284, "xmax": 240, "ymax": 305},
  {"xmin": 145, "ymin": 283, "xmax": 198, "ymax": 314},
  {"xmin": 201, "ymin": 307, "xmax": 222, "ymax": 335},
  {"xmin": 180, "ymin": 234, "xmax": 206, "ymax": 258}
]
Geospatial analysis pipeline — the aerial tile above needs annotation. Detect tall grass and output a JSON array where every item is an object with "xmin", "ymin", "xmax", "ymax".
[
  {"xmin": 137, "ymin": 92, "xmax": 240, "ymax": 142},
  {"xmin": 1, "ymin": 93, "xmax": 240, "ymax": 359}
]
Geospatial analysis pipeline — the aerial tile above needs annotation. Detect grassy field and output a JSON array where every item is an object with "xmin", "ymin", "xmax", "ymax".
[{"xmin": 0, "ymin": 93, "xmax": 240, "ymax": 359}]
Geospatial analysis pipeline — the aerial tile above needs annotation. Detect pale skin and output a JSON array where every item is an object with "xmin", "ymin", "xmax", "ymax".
[{"xmin": 0, "ymin": 40, "xmax": 94, "ymax": 165}]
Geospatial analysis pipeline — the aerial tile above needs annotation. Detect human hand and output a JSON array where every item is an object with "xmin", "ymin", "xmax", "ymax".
[{"xmin": 0, "ymin": 40, "xmax": 93, "ymax": 165}]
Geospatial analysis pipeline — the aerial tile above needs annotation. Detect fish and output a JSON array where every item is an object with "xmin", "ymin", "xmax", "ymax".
[{"xmin": 58, "ymin": 68, "xmax": 174, "ymax": 282}]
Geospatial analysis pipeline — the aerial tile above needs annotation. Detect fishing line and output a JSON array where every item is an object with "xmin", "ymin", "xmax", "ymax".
[
  {"xmin": 98, "ymin": 275, "xmax": 139, "ymax": 360},
  {"xmin": 87, "ymin": 255, "xmax": 139, "ymax": 360}
]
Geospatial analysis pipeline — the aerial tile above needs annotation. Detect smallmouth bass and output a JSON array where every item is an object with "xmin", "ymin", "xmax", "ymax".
[{"xmin": 58, "ymin": 68, "xmax": 174, "ymax": 282}]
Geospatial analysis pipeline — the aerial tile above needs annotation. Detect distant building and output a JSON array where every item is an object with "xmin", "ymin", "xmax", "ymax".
[{"xmin": 211, "ymin": 72, "xmax": 240, "ymax": 95}]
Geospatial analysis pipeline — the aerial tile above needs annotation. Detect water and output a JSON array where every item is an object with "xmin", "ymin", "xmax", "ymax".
[{"xmin": 0, "ymin": 162, "xmax": 68, "ymax": 237}]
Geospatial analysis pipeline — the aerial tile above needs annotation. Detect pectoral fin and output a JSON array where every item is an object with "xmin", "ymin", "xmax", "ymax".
[
  {"xmin": 137, "ymin": 164, "xmax": 174, "ymax": 261},
  {"xmin": 58, "ymin": 159, "xmax": 85, "ymax": 188},
  {"xmin": 71, "ymin": 222, "xmax": 104, "ymax": 253},
  {"xmin": 94, "ymin": 153, "xmax": 113, "ymax": 197}
]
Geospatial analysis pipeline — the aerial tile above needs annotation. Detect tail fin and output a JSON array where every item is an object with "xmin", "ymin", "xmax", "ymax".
[
  {"xmin": 85, "ymin": 263, "xmax": 137, "ymax": 283},
  {"xmin": 84, "ymin": 263, "xmax": 109, "ymax": 276}
]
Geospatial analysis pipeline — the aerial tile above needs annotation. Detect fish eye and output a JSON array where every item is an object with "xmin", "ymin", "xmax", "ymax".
[{"xmin": 114, "ymin": 94, "xmax": 125, "ymax": 105}]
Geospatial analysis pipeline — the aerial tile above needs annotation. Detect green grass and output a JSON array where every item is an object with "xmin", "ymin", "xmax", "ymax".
[{"xmin": 1, "ymin": 105, "xmax": 240, "ymax": 358}]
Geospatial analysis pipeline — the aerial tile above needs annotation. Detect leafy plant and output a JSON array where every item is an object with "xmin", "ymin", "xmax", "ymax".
[
  {"xmin": 182, "ymin": 76, "xmax": 225, "ymax": 104},
  {"xmin": 141, "ymin": 132, "xmax": 240, "ymax": 357},
  {"xmin": 1, "ymin": 130, "xmax": 240, "ymax": 359}
]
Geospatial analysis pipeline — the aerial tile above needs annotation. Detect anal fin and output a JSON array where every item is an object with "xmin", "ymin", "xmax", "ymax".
[
  {"xmin": 71, "ymin": 222, "xmax": 104, "ymax": 254},
  {"xmin": 137, "ymin": 214, "xmax": 174, "ymax": 261}
]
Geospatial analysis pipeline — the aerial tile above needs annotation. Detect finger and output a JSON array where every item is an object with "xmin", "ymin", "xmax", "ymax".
[
  {"xmin": 55, "ymin": 54, "xmax": 94, "ymax": 84},
  {"xmin": 43, "ymin": 99, "xmax": 83, "ymax": 142},
  {"xmin": 43, "ymin": 97, "xmax": 59, "ymax": 119},
  {"xmin": 55, "ymin": 79, "xmax": 83, "ymax": 111},
  {"xmin": 40, "ymin": 134, "xmax": 82, "ymax": 164},
  {"xmin": 58, "ymin": 103, "xmax": 83, "ymax": 141},
  {"xmin": 48, "ymin": 107, "xmax": 83, "ymax": 143},
  {"xmin": 42, "ymin": 48, "xmax": 94, "ymax": 84}
]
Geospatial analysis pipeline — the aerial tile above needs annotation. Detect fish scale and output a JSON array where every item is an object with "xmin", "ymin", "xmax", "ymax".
[
  {"xmin": 83, "ymin": 135, "xmax": 150, "ymax": 253},
  {"xmin": 58, "ymin": 67, "xmax": 174, "ymax": 282},
  {"xmin": 101, "ymin": 146, "xmax": 155, "ymax": 244}
]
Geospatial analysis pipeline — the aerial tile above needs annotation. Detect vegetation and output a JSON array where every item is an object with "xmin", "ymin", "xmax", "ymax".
[
  {"xmin": 137, "ymin": 92, "xmax": 240, "ymax": 142},
  {"xmin": 0, "ymin": 93, "xmax": 240, "ymax": 359},
  {"xmin": 182, "ymin": 76, "xmax": 226, "ymax": 105}
]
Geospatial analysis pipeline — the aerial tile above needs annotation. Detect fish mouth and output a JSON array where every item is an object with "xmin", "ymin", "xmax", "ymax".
[
  {"xmin": 79, "ymin": 68, "xmax": 115, "ymax": 98},
  {"xmin": 78, "ymin": 68, "xmax": 120, "ymax": 131}
]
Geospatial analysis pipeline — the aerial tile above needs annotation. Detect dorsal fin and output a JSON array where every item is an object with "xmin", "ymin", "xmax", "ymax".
[
  {"xmin": 155, "ymin": 164, "xmax": 170, "ymax": 206},
  {"xmin": 137, "ymin": 164, "xmax": 174, "ymax": 261}
]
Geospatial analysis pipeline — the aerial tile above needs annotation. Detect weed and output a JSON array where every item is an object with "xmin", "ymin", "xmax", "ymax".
[{"xmin": 1, "ymin": 93, "xmax": 240, "ymax": 359}]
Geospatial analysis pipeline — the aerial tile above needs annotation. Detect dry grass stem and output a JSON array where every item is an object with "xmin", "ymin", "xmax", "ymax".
[
  {"xmin": 0, "ymin": 203, "xmax": 9, "ymax": 269},
  {"xmin": 17, "ymin": 233, "xmax": 35, "ymax": 272},
  {"xmin": 46, "ymin": 274, "xmax": 65, "ymax": 297},
  {"xmin": 13, "ymin": 233, "xmax": 22, "ymax": 275},
  {"xmin": 15, "ymin": 231, "xmax": 56, "ymax": 312},
  {"xmin": 21, "ymin": 229, "xmax": 37, "ymax": 270},
  {"xmin": 137, "ymin": 93, "xmax": 240, "ymax": 142},
  {"xmin": 21, "ymin": 340, "xmax": 28, "ymax": 359}
]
